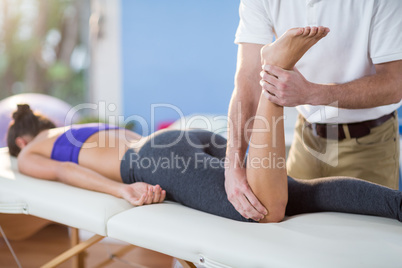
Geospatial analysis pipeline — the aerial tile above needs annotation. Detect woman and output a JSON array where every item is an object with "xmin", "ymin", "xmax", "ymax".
[{"xmin": 8, "ymin": 26, "xmax": 402, "ymax": 223}]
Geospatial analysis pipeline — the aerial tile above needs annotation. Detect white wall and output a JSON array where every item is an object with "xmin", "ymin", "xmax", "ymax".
[{"xmin": 89, "ymin": 0, "xmax": 122, "ymax": 120}]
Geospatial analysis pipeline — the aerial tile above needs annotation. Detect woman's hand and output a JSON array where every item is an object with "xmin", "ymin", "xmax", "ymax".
[{"xmin": 120, "ymin": 182, "xmax": 166, "ymax": 206}]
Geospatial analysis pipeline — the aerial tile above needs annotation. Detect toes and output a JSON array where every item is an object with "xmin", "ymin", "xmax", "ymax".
[
  {"xmin": 317, "ymin": 26, "xmax": 325, "ymax": 37},
  {"xmin": 288, "ymin": 27, "xmax": 304, "ymax": 36},
  {"xmin": 295, "ymin": 27, "xmax": 304, "ymax": 36},
  {"xmin": 314, "ymin": 26, "xmax": 330, "ymax": 39},
  {"xmin": 290, "ymin": 26, "xmax": 329, "ymax": 39},
  {"xmin": 308, "ymin": 26, "xmax": 318, "ymax": 37},
  {"xmin": 303, "ymin": 26, "xmax": 311, "ymax": 36},
  {"xmin": 317, "ymin": 26, "xmax": 325, "ymax": 36},
  {"xmin": 323, "ymin": 27, "xmax": 330, "ymax": 37}
]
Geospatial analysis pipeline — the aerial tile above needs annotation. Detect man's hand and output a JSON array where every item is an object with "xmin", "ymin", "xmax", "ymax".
[
  {"xmin": 260, "ymin": 65, "xmax": 319, "ymax": 107},
  {"xmin": 224, "ymin": 167, "xmax": 267, "ymax": 221}
]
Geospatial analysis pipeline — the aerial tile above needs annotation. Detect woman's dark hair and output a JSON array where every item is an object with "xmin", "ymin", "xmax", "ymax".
[{"xmin": 7, "ymin": 104, "xmax": 56, "ymax": 157}]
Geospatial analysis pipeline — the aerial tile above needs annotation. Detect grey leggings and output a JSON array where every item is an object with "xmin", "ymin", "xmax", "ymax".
[{"xmin": 120, "ymin": 130, "xmax": 402, "ymax": 222}]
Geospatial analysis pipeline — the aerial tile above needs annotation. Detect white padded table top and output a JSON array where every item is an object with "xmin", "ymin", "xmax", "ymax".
[
  {"xmin": 0, "ymin": 148, "xmax": 132, "ymax": 236},
  {"xmin": 2, "ymin": 146, "xmax": 402, "ymax": 267},
  {"xmin": 107, "ymin": 202, "xmax": 402, "ymax": 268}
]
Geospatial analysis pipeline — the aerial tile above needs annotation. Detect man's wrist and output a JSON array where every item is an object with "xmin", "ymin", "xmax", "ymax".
[
  {"xmin": 225, "ymin": 150, "xmax": 247, "ymax": 171},
  {"xmin": 226, "ymin": 147, "xmax": 245, "ymax": 158},
  {"xmin": 309, "ymin": 82, "xmax": 334, "ymax": 106},
  {"xmin": 225, "ymin": 165, "xmax": 246, "ymax": 179}
]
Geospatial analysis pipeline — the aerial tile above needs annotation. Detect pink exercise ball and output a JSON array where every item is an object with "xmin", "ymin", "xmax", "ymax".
[{"xmin": 0, "ymin": 93, "xmax": 80, "ymax": 147}]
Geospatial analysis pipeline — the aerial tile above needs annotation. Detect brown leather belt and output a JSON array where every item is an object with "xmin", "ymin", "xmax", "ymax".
[{"xmin": 304, "ymin": 112, "xmax": 395, "ymax": 140}]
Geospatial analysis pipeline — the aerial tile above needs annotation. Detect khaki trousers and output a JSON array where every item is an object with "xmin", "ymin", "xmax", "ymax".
[{"xmin": 287, "ymin": 114, "xmax": 400, "ymax": 190}]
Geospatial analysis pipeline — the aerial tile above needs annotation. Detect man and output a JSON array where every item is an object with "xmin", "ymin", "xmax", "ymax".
[{"xmin": 225, "ymin": 0, "xmax": 402, "ymax": 221}]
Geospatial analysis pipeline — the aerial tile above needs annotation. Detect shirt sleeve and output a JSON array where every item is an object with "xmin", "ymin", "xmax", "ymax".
[
  {"xmin": 369, "ymin": 0, "xmax": 402, "ymax": 64},
  {"xmin": 234, "ymin": 0, "xmax": 274, "ymax": 45}
]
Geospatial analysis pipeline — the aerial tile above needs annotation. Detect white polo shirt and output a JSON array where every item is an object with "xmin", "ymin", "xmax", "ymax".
[{"xmin": 235, "ymin": 0, "xmax": 402, "ymax": 123}]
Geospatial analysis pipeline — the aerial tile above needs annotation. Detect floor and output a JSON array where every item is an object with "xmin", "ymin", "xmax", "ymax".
[{"xmin": 0, "ymin": 224, "xmax": 175, "ymax": 268}]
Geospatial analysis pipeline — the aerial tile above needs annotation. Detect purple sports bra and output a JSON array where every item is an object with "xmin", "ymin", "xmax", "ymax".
[{"xmin": 50, "ymin": 123, "xmax": 120, "ymax": 164}]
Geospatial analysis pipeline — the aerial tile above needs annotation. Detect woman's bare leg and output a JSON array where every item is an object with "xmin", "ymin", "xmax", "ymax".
[{"xmin": 247, "ymin": 26, "xmax": 329, "ymax": 222}]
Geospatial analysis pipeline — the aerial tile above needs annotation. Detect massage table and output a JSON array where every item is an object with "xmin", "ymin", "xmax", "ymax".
[{"xmin": 1, "ymin": 147, "xmax": 402, "ymax": 268}]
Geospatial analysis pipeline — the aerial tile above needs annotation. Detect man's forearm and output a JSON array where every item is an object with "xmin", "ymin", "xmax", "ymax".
[
  {"xmin": 313, "ymin": 61, "xmax": 402, "ymax": 109},
  {"xmin": 223, "ymin": 43, "xmax": 270, "ymax": 221},
  {"xmin": 226, "ymin": 43, "xmax": 264, "ymax": 168},
  {"xmin": 226, "ymin": 88, "xmax": 258, "ymax": 169}
]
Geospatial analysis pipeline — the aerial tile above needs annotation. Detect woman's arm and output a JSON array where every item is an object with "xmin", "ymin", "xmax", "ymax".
[{"xmin": 17, "ymin": 151, "xmax": 165, "ymax": 206}]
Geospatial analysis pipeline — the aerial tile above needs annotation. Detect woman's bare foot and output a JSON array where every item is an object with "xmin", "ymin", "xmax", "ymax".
[
  {"xmin": 261, "ymin": 26, "xmax": 330, "ymax": 70},
  {"xmin": 120, "ymin": 182, "xmax": 166, "ymax": 206}
]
